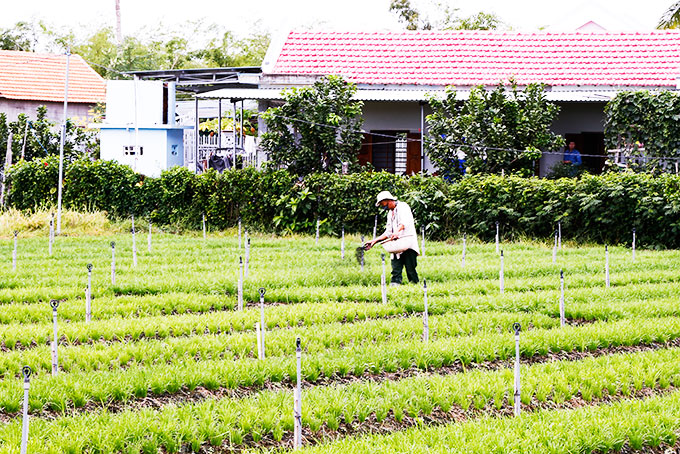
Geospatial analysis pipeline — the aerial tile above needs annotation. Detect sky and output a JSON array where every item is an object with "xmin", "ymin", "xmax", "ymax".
[{"xmin": 0, "ymin": 0, "xmax": 674, "ymax": 40}]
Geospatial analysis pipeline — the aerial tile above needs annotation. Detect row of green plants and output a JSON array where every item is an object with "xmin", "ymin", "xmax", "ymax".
[
  {"xmin": 302, "ymin": 387, "xmax": 680, "ymax": 454},
  {"xmin": 2, "ymin": 315, "xmax": 680, "ymax": 415},
  {"xmin": 7, "ymin": 157, "xmax": 680, "ymax": 246},
  {"xmin": 2, "ymin": 259, "xmax": 680, "ymax": 324},
  {"xmin": 3, "ymin": 233, "xmax": 678, "ymax": 303},
  {"xmin": 0, "ymin": 311, "xmax": 558, "ymax": 378},
  {"xmin": 5, "ymin": 280, "xmax": 680, "ymax": 353},
  {"xmin": 1, "ymin": 344, "xmax": 680, "ymax": 453}
]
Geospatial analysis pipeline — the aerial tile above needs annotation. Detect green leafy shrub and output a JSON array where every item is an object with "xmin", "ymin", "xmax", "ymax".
[
  {"xmin": 5, "ymin": 155, "xmax": 60, "ymax": 210},
  {"xmin": 65, "ymin": 159, "xmax": 142, "ymax": 216},
  {"xmin": 7, "ymin": 158, "xmax": 680, "ymax": 247}
]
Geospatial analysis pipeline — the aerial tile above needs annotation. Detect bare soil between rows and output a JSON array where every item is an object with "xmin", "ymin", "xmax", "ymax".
[{"xmin": 2, "ymin": 336, "xmax": 679, "ymax": 428}]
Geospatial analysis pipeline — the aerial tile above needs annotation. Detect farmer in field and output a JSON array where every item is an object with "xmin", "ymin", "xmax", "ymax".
[{"xmin": 365, "ymin": 191, "xmax": 420, "ymax": 285}]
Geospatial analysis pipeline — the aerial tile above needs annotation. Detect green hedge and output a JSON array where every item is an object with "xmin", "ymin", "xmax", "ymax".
[{"xmin": 6, "ymin": 158, "xmax": 680, "ymax": 247}]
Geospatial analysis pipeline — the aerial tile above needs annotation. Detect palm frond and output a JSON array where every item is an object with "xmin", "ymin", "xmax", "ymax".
[{"xmin": 658, "ymin": 0, "xmax": 680, "ymax": 28}]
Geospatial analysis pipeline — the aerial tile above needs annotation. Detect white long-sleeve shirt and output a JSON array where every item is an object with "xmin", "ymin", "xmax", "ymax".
[{"xmin": 383, "ymin": 201, "xmax": 420, "ymax": 256}]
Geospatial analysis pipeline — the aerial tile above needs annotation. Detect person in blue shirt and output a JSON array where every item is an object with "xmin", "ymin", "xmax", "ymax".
[{"xmin": 563, "ymin": 141, "xmax": 582, "ymax": 166}]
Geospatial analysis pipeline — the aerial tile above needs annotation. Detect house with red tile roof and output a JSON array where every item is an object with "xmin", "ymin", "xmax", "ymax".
[
  {"xmin": 0, "ymin": 50, "xmax": 106, "ymax": 125},
  {"xmin": 201, "ymin": 30, "xmax": 680, "ymax": 176}
]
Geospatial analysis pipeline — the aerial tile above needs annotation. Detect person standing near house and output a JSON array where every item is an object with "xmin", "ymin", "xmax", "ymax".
[
  {"xmin": 365, "ymin": 191, "xmax": 420, "ymax": 285},
  {"xmin": 563, "ymin": 141, "xmax": 582, "ymax": 166}
]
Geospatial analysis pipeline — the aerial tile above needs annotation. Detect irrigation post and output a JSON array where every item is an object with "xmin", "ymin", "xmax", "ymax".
[
  {"xmin": 110, "ymin": 241, "xmax": 116, "ymax": 285},
  {"xmin": 147, "ymin": 221, "xmax": 152, "ymax": 253},
  {"xmin": 421, "ymin": 226, "xmax": 425, "ymax": 257},
  {"xmin": 12, "ymin": 231, "xmax": 17, "ymax": 271},
  {"xmin": 86, "ymin": 264, "xmax": 93, "ymax": 323},
  {"xmin": 50, "ymin": 299, "xmax": 60, "ymax": 376},
  {"xmin": 202, "ymin": 213, "xmax": 206, "ymax": 240},
  {"xmin": 341, "ymin": 226, "xmax": 345, "ymax": 260},
  {"xmin": 315, "ymin": 218, "xmax": 320, "ymax": 245},
  {"xmin": 245, "ymin": 238, "xmax": 251, "ymax": 279},
  {"xmin": 513, "ymin": 323, "xmax": 521, "ymax": 416},
  {"xmin": 499, "ymin": 250, "xmax": 505, "ymax": 294},
  {"xmin": 632, "ymin": 228, "xmax": 636, "ymax": 262},
  {"xmin": 259, "ymin": 287, "xmax": 266, "ymax": 359},
  {"xmin": 237, "ymin": 256, "xmax": 244, "ymax": 310},
  {"xmin": 294, "ymin": 337, "xmax": 302, "ymax": 449},
  {"xmin": 381, "ymin": 253, "xmax": 387, "ymax": 304},
  {"xmin": 422, "ymin": 279, "xmax": 429, "ymax": 342},
  {"xmin": 462, "ymin": 233, "xmax": 466, "ymax": 267},
  {"xmin": 49, "ymin": 214, "xmax": 54, "ymax": 256},
  {"xmin": 559, "ymin": 269, "xmax": 565, "ymax": 327},
  {"xmin": 255, "ymin": 322, "xmax": 262, "ymax": 359},
  {"xmin": 495, "ymin": 221, "xmax": 500, "ymax": 254},
  {"xmin": 373, "ymin": 215, "xmax": 377, "ymax": 241},
  {"xmin": 605, "ymin": 245, "xmax": 610, "ymax": 288},
  {"xmin": 131, "ymin": 215, "xmax": 137, "ymax": 267},
  {"xmin": 20, "ymin": 365, "xmax": 31, "ymax": 454},
  {"xmin": 558, "ymin": 221, "xmax": 562, "ymax": 250},
  {"xmin": 238, "ymin": 217, "xmax": 242, "ymax": 250},
  {"xmin": 552, "ymin": 230, "xmax": 557, "ymax": 264}
]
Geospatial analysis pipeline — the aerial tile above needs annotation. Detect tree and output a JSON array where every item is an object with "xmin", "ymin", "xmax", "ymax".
[
  {"xmin": 390, "ymin": 0, "xmax": 431, "ymax": 30},
  {"xmin": 0, "ymin": 22, "xmax": 34, "ymax": 51},
  {"xmin": 658, "ymin": 1, "xmax": 680, "ymax": 28},
  {"xmin": 0, "ymin": 106, "xmax": 98, "ymax": 172},
  {"xmin": 425, "ymin": 82, "xmax": 564, "ymax": 178},
  {"xmin": 604, "ymin": 90, "xmax": 680, "ymax": 173},
  {"xmin": 260, "ymin": 75, "xmax": 364, "ymax": 176},
  {"xmin": 389, "ymin": 0, "xmax": 503, "ymax": 30}
]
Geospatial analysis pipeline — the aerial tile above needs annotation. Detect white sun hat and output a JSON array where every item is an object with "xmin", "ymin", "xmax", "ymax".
[{"xmin": 375, "ymin": 190, "xmax": 397, "ymax": 207}]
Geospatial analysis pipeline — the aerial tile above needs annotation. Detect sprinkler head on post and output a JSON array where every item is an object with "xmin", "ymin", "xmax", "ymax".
[
  {"xmin": 560, "ymin": 269, "xmax": 563, "ymax": 279},
  {"xmin": 259, "ymin": 287, "xmax": 266, "ymax": 298},
  {"xmin": 50, "ymin": 299, "xmax": 59, "ymax": 310},
  {"xmin": 423, "ymin": 279, "xmax": 427, "ymax": 289},
  {"xmin": 22, "ymin": 365, "xmax": 31, "ymax": 382},
  {"xmin": 13, "ymin": 231, "xmax": 18, "ymax": 238},
  {"xmin": 513, "ymin": 322, "xmax": 521, "ymax": 335},
  {"xmin": 296, "ymin": 337, "xmax": 301, "ymax": 353},
  {"xmin": 110, "ymin": 241, "xmax": 115, "ymax": 249},
  {"xmin": 87, "ymin": 263, "xmax": 93, "ymax": 272}
]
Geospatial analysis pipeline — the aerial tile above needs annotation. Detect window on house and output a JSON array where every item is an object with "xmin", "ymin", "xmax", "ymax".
[
  {"xmin": 124, "ymin": 146, "xmax": 144, "ymax": 156},
  {"xmin": 371, "ymin": 130, "xmax": 410, "ymax": 174}
]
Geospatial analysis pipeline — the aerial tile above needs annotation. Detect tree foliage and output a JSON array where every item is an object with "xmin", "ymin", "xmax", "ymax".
[
  {"xmin": 0, "ymin": 106, "xmax": 98, "ymax": 173},
  {"xmin": 425, "ymin": 82, "xmax": 564, "ymax": 178},
  {"xmin": 0, "ymin": 22, "xmax": 34, "ymax": 51},
  {"xmin": 389, "ymin": 0, "xmax": 503, "ymax": 30},
  {"xmin": 260, "ymin": 75, "xmax": 364, "ymax": 176},
  {"xmin": 0, "ymin": 20, "xmax": 270, "ymax": 79},
  {"xmin": 604, "ymin": 90, "xmax": 680, "ymax": 172},
  {"xmin": 658, "ymin": 0, "xmax": 680, "ymax": 28}
]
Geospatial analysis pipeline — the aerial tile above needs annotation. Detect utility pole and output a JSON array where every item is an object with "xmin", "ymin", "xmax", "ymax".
[
  {"xmin": 114, "ymin": 0, "xmax": 122, "ymax": 44},
  {"xmin": 56, "ymin": 49, "xmax": 70, "ymax": 235}
]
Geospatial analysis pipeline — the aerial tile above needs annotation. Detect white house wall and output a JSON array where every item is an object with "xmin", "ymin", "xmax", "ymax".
[{"xmin": 100, "ymin": 128, "xmax": 169, "ymax": 177}]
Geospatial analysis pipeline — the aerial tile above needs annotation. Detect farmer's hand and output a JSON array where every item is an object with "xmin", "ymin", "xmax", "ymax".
[
  {"xmin": 390, "ymin": 233, "xmax": 400, "ymax": 241},
  {"xmin": 364, "ymin": 241, "xmax": 374, "ymax": 251}
]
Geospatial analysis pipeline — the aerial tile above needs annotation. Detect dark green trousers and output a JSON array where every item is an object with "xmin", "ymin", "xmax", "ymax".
[{"xmin": 391, "ymin": 248, "xmax": 419, "ymax": 284}]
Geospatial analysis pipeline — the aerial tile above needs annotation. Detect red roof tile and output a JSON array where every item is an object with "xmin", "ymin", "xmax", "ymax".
[
  {"xmin": 0, "ymin": 50, "xmax": 106, "ymax": 103},
  {"xmin": 268, "ymin": 31, "xmax": 680, "ymax": 87}
]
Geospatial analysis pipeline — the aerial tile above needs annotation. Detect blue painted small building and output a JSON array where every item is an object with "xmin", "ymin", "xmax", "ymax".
[{"xmin": 95, "ymin": 80, "xmax": 191, "ymax": 177}]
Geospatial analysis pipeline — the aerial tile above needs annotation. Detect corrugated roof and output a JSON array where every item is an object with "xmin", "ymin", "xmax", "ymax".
[
  {"xmin": 265, "ymin": 31, "xmax": 680, "ymax": 87},
  {"xmin": 199, "ymin": 87, "xmax": 619, "ymax": 102},
  {"xmin": 0, "ymin": 50, "xmax": 106, "ymax": 103}
]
